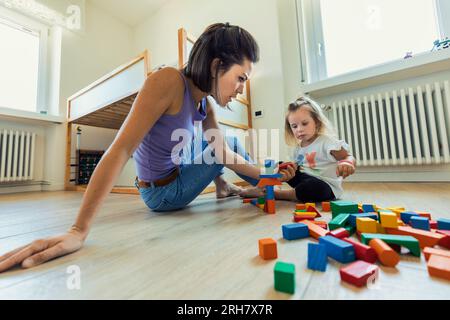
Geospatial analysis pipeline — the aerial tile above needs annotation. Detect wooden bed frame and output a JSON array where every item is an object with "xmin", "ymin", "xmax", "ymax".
[{"xmin": 65, "ymin": 28, "xmax": 254, "ymax": 195}]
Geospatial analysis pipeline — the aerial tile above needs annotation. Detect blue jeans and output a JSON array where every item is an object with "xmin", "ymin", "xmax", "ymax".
[{"xmin": 137, "ymin": 136, "xmax": 259, "ymax": 212}]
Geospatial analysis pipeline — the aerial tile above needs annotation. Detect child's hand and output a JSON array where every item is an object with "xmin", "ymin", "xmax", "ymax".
[
  {"xmin": 336, "ymin": 160, "xmax": 355, "ymax": 179},
  {"xmin": 277, "ymin": 163, "xmax": 298, "ymax": 182}
]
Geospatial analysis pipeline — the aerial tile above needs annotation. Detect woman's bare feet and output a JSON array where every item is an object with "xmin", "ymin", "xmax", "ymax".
[
  {"xmin": 214, "ymin": 176, "xmax": 242, "ymax": 199},
  {"xmin": 239, "ymin": 186, "xmax": 265, "ymax": 198}
]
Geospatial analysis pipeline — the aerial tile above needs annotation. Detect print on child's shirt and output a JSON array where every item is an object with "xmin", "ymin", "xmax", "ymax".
[{"xmin": 296, "ymin": 152, "xmax": 322, "ymax": 174}]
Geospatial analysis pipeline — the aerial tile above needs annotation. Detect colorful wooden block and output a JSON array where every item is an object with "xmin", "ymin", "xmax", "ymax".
[
  {"xmin": 306, "ymin": 205, "xmax": 322, "ymax": 218},
  {"xmin": 310, "ymin": 220, "xmax": 328, "ymax": 229},
  {"xmin": 436, "ymin": 230, "xmax": 450, "ymax": 249},
  {"xmin": 243, "ymin": 198, "xmax": 255, "ymax": 204},
  {"xmin": 369, "ymin": 238, "xmax": 400, "ymax": 267},
  {"xmin": 265, "ymin": 186, "xmax": 275, "ymax": 200},
  {"xmin": 427, "ymin": 255, "xmax": 450, "ymax": 281},
  {"xmin": 259, "ymin": 173, "xmax": 283, "ymax": 179},
  {"xmin": 293, "ymin": 211, "xmax": 317, "ymax": 218},
  {"xmin": 349, "ymin": 213, "xmax": 378, "ymax": 227},
  {"xmin": 278, "ymin": 162, "xmax": 295, "ymax": 170},
  {"xmin": 379, "ymin": 212, "xmax": 399, "ymax": 228},
  {"xmin": 410, "ymin": 216, "xmax": 430, "ymax": 231},
  {"xmin": 330, "ymin": 200, "xmax": 359, "ymax": 218},
  {"xmin": 340, "ymin": 260, "xmax": 379, "ymax": 287},
  {"xmin": 257, "ymin": 178, "xmax": 282, "ymax": 187},
  {"xmin": 430, "ymin": 220, "xmax": 438, "ymax": 229},
  {"xmin": 296, "ymin": 203, "xmax": 306, "ymax": 210},
  {"xmin": 437, "ymin": 218, "xmax": 450, "ymax": 230},
  {"xmin": 265, "ymin": 199, "xmax": 276, "ymax": 214},
  {"xmin": 305, "ymin": 202, "xmax": 316, "ymax": 208},
  {"xmin": 360, "ymin": 233, "xmax": 421, "ymax": 257},
  {"xmin": 423, "ymin": 247, "xmax": 450, "ymax": 261},
  {"xmin": 362, "ymin": 204, "xmax": 376, "ymax": 213},
  {"xmin": 386, "ymin": 226, "xmax": 445, "ymax": 248},
  {"xmin": 274, "ymin": 261, "xmax": 296, "ymax": 294},
  {"xmin": 376, "ymin": 222, "xmax": 386, "ymax": 234},
  {"xmin": 258, "ymin": 238, "xmax": 277, "ymax": 260},
  {"xmin": 344, "ymin": 226, "xmax": 356, "ymax": 236},
  {"xmin": 264, "ymin": 159, "xmax": 275, "ymax": 168},
  {"xmin": 307, "ymin": 243, "xmax": 328, "ymax": 272},
  {"xmin": 400, "ymin": 211, "xmax": 420, "ymax": 224},
  {"xmin": 293, "ymin": 215, "xmax": 315, "ymax": 222},
  {"xmin": 330, "ymin": 228, "xmax": 350, "ymax": 239},
  {"xmin": 356, "ymin": 218, "xmax": 378, "ymax": 234},
  {"xmin": 322, "ymin": 202, "xmax": 331, "ymax": 212},
  {"xmin": 257, "ymin": 197, "xmax": 266, "ymax": 205},
  {"xmin": 319, "ymin": 235, "xmax": 356, "ymax": 264},
  {"xmin": 282, "ymin": 223, "xmax": 309, "ymax": 240},
  {"xmin": 417, "ymin": 212, "xmax": 432, "ymax": 219},
  {"xmin": 329, "ymin": 214, "xmax": 350, "ymax": 231},
  {"xmin": 303, "ymin": 220, "xmax": 331, "ymax": 239},
  {"xmin": 342, "ymin": 237, "xmax": 377, "ymax": 263}
]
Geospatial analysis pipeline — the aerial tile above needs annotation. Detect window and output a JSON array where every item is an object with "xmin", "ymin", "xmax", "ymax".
[
  {"xmin": 299, "ymin": 0, "xmax": 445, "ymax": 82},
  {"xmin": 0, "ymin": 8, "xmax": 48, "ymax": 113}
]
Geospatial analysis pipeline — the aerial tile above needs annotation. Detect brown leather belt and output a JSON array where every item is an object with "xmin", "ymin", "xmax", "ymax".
[{"xmin": 135, "ymin": 167, "xmax": 180, "ymax": 189}]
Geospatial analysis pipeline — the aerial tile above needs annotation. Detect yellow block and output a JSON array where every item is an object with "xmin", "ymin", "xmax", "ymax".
[
  {"xmin": 356, "ymin": 217, "xmax": 378, "ymax": 233},
  {"xmin": 305, "ymin": 202, "xmax": 316, "ymax": 208},
  {"xmin": 376, "ymin": 222, "xmax": 386, "ymax": 234},
  {"xmin": 293, "ymin": 211, "xmax": 316, "ymax": 218},
  {"xmin": 380, "ymin": 212, "xmax": 399, "ymax": 228}
]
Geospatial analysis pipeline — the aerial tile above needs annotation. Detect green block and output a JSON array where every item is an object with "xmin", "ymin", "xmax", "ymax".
[
  {"xmin": 329, "ymin": 214, "xmax": 350, "ymax": 230},
  {"xmin": 344, "ymin": 226, "xmax": 356, "ymax": 236},
  {"xmin": 257, "ymin": 197, "xmax": 266, "ymax": 205},
  {"xmin": 274, "ymin": 261, "xmax": 295, "ymax": 294},
  {"xmin": 295, "ymin": 209, "xmax": 307, "ymax": 213},
  {"xmin": 360, "ymin": 233, "xmax": 421, "ymax": 257},
  {"xmin": 330, "ymin": 200, "xmax": 359, "ymax": 218}
]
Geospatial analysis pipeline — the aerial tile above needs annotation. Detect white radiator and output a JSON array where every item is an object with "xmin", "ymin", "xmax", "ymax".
[
  {"xmin": 0, "ymin": 129, "xmax": 36, "ymax": 182},
  {"xmin": 329, "ymin": 81, "xmax": 450, "ymax": 167}
]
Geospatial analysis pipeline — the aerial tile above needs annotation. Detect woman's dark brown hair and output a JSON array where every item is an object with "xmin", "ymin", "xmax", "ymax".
[{"xmin": 182, "ymin": 23, "xmax": 259, "ymax": 93}]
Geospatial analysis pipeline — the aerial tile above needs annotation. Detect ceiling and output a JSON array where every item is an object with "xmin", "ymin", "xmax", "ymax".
[{"xmin": 88, "ymin": 0, "xmax": 168, "ymax": 27}]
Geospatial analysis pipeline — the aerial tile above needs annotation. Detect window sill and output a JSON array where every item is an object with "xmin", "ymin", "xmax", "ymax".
[
  {"xmin": 0, "ymin": 107, "xmax": 64, "ymax": 125},
  {"xmin": 301, "ymin": 49, "xmax": 450, "ymax": 98}
]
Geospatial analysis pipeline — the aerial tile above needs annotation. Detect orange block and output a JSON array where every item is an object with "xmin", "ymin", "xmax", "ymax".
[
  {"xmin": 257, "ymin": 178, "xmax": 282, "ymax": 187},
  {"xmin": 311, "ymin": 220, "xmax": 328, "ymax": 230},
  {"xmin": 303, "ymin": 220, "xmax": 330, "ymax": 239},
  {"xmin": 369, "ymin": 238, "xmax": 400, "ymax": 267},
  {"xmin": 258, "ymin": 238, "xmax": 277, "ymax": 260},
  {"xmin": 427, "ymin": 255, "xmax": 450, "ymax": 281},
  {"xmin": 265, "ymin": 199, "xmax": 276, "ymax": 214},
  {"xmin": 423, "ymin": 247, "xmax": 450, "ymax": 261},
  {"xmin": 296, "ymin": 203, "xmax": 306, "ymax": 210},
  {"xmin": 322, "ymin": 202, "xmax": 331, "ymax": 212},
  {"xmin": 386, "ymin": 226, "xmax": 445, "ymax": 248}
]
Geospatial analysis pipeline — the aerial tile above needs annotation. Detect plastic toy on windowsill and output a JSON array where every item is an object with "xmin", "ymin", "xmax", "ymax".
[{"xmin": 431, "ymin": 38, "xmax": 450, "ymax": 52}]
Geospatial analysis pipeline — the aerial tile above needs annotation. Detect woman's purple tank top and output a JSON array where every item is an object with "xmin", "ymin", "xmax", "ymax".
[{"xmin": 133, "ymin": 72, "xmax": 207, "ymax": 181}]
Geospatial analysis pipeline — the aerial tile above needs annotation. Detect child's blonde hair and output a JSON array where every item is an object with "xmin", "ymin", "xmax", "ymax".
[{"xmin": 284, "ymin": 96, "xmax": 336, "ymax": 146}]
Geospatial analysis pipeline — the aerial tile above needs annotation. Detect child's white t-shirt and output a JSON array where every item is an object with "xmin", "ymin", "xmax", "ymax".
[{"xmin": 292, "ymin": 134, "xmax": 350, "ymax": 199}]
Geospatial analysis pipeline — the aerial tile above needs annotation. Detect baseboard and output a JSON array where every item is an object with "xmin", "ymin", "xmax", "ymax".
[
  {"xmin": 348, "ymin": 165, "xmax": 450, "ymax": 182},
  {"xmin": 0, "ymin": 184, "xmax": 43, "ymax": 194}
]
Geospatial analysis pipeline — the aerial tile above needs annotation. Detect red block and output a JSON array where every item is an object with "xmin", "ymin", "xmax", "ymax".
[
  {"xmin": 342, "ymin": 237, "xmax": 377, "ymax": 263},
  {"xmin": 322, "ymin": 202, "xmax": 331, "ymax": 212},
  {"xmin": 417, "ymin": 212, "xmax": 432, "ymax": 220},
  {"xmin": 279, "ymin": 162, "xmax": 295, "ymax": 170},
  {"xmin": 243, "ymin": 198, "xmax": 255, "ymax": 204},
  {"xmin": 330, "ymin": 228, "xmax": 350, "ymax": 239},
  {"xmin": 340, "ymin": 260, "xmax": 379, "ymax": 288},
  {"xmin": 307, "ymin": 205, "xmax": 322, "ymax": 218},
  {"xmin": 293, "ymin": 215, "xmax": 315, "ymax": 222},
  {"xmin": 436, "ymin": 230, "xmax": 450, "ymax": 249},
  {"xmin": 430, "ymin": 220, "xmax": 438, "ymax": 229}
]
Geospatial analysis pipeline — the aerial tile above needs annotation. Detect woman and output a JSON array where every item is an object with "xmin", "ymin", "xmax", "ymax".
[{"xmin": 0, "ymin": 23, "xmax": 294, "ymax": 272}]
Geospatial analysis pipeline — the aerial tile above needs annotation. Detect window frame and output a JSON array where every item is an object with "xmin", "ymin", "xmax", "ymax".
[
  {"xmin": 297, "ymin": 0, "xmax": 446, "ymax": 84},
  {"xmin": 0, "ymin": 5, "xmax": 49, "ymax": 114}
]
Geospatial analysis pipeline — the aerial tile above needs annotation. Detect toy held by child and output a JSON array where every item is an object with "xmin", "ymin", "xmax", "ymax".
[{"xmin": 240, "ymin": 96, "xmax": 356, "ymax": 202}]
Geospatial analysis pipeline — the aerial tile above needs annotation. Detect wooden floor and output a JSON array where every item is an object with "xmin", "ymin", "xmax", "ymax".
[{"xmin": 0, "ymin": 182, "xmax": 449, "ymax": 300}]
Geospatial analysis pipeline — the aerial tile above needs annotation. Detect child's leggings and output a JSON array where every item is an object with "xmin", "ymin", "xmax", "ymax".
[{"xmin": 287, "ymin": 170, "xmax": 336, "ymax": 203}]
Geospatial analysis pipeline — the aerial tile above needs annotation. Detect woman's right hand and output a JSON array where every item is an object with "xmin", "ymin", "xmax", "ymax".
[{"xmin": 0, "ymin": 226, "xmax": 86, "ymax": 273}]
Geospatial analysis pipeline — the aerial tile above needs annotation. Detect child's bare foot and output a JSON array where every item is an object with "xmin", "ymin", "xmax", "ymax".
[
  {"xmin": 214, "ymin": 176, "xmax": 242, "ymax": 198},
  {"xmin": 239, "ymin": 186, "xmax": 265, "ymax": 198}
]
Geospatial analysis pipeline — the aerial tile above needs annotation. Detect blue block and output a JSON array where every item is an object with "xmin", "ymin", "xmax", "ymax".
[
  {"xmin": 307, "ymin": 243, "xmax": 327, "ymax": 272},
  {"xmin": 401, "ymin": 211, "xmax": 420, "ymax": 224},
  {"xmin": 319, "ymin": 235, "xmax": 355, "ymax": 263},
  {"xmin": 349, "ymin": 213, "xmax": 378, "ymax": 227},
  {"xmin": 410, "ymin": 216, "xmax": 430, "ymax": 231},
  {"xmin": 282, "ymin": 223, "xmax": 309, "ymax": 240},
  {"xmin": 362, "ymin": 204, "xmax": 376, "ymax": 213},
  {"xmin": 266, "ymin": 186, "xmax": 275, "ymax": 200},
  {"xmin": 250, "ymin": 199, "xmax": 258, "ymax": 206},
  {"xmin": 260, "ymin": 173, "xmax": 283, "ymax": 179},
  {"xmin": 264, "ymin": 159, "xmax": 275, "ymax": 168},
  {"xmin": 437, "ymin": 218, "xmax": 450, "ymax": 230}
]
